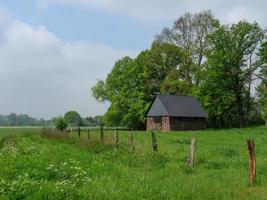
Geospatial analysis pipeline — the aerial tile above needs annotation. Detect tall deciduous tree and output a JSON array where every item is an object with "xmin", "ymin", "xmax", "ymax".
[
  {"xmin": 92, "ymin": 43, "xmax": 183, "ymax": 129},
  {"xmin": 200, "ymin": 21, "xmax": 264, "ymax": 127},
  {"xmin": 257, "ymin": 42, "xmax": 267, "ymax": 125},
  {"xmin": 64, "ymin": 111, "xmax": 82, "ymax": 127},
  {"xmin": 91, "ymin": 11, "xmax": 266, "ymax": 129},
  {"xmin": 156, "ymin": 10, "xmax": 219, "ymax": 87}
]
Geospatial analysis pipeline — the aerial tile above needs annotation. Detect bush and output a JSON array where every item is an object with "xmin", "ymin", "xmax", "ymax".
[{"xmin": 54, "ymin": 117, "xmax": 68, "ymax": 131}]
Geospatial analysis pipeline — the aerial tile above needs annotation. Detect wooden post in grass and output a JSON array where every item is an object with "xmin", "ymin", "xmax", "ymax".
[
  {"xmin": 87, "ymin": 128, "xmax": 90, "ymax": 141},
  {"xmin": 77, "ymin": 126, "xmax": 81, "ymax": 138},
  {"xmin": 100, "ymin": 126, "xmax": 104, "ymax": 144},
  {"xmin": 128, "ymin": 131, "xmax": 135, "ymax": 152},
  {"xmin": 151, "ymin": 130, "xmax": 157, "ymax": 152},
  {"xmin": 247, "ymin": 139, "xmax": 256, "ymax": 186},
  {"xmin": 188, "ymin": 138, "xmax": 196, "ymax": 168},
  {"xmin": 115, "ymin": 128, "xmax": 119, "ymax": 148}
]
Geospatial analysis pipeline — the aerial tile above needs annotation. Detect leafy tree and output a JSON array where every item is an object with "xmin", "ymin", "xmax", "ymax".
[
  {"xmin": 64, "ymin": 111, "xmax": 82, "ymax": 127},
  {"xmin": 156, "ymin": 10, "xmax": 219, "ymax": 87},
  {"xmin": 54, "ymin": 117, "xmax": 68, "ymax": 131},
  {"xmin": 0, "ymin": 113, "xmax": 52, "ymax": 126},
  {"xmin": 7, "ymin": 113, "xmax": 17, "ymax": 126},
  {"xmin": 91, "ymin": 11, "xmax": 266, "ymax": 129},
  {"xmin": 200, "ymin": 21, "xmax": 264, "ymax": 127},
  {"xmin": 257, "ymin": 42, "xmax": 267, "ymax": 125},
  {"xmin": 92, "ymin": 43, "xmax": 183, "ymax": 129}
]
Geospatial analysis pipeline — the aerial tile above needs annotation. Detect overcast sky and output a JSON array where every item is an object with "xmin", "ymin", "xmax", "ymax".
[{"xmin": 0, "ymin": 0, "xmax": 266, "ymax": 119}]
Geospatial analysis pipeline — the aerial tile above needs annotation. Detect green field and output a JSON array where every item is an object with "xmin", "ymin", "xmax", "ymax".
[{"xmin": 0, "ymin": 127, "xmax": 267, "ymax": 200}]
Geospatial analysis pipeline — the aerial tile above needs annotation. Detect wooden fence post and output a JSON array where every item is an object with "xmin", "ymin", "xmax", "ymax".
[
  {"xmin": 247, "ymin": 139, "xmax": 256, "ymax": 186},
  {"xmin": 128, "ymin": 131, "xmax": 135, "ymax": 152},
  {"xmin": 87, "ymin": 128, "xmax": 90, "ymax": 141},
  {"xmin": 77, "ymin": 126, "xmax": 81, "ymax": 138},
  {"xmin": 115, "ymin": 128, "xmax": 119, "ymax": 148},
  {"xmin": 151, "ymin": 130, "xmax": 157, "ymax": 152},
  {"xmin": 188, "ymin": 138, "xmax": 196, "ymax": 167},
  {"xmin": 100, "ymin": 126, "xmax": 104, "ymax": 144}
]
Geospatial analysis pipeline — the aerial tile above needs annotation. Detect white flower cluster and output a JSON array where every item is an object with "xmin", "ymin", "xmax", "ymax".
[
  {"xmin": 45, "ymin": 159, "xmax": 92, "ymax": 184},
  {"xmin": 18, "ymin": 137, "xmax": 48, "ymax": 155},
  {"xmin": 0, "ymin": 139, "xmax": 18, "ymax": 157}
]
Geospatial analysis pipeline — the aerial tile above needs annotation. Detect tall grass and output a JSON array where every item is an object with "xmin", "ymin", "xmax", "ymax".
[{"xmin": 0, "ymin": 126, "xmax": 267, "ymax": 199}]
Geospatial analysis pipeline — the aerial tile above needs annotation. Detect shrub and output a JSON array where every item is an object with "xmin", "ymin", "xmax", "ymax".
[{"xmin": 54, "ymin": 117, "xmax": 68, "ymax": 131}]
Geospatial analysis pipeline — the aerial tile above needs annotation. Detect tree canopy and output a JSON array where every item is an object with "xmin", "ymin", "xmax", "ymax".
[
  {"xmin": 64, "ymin": 111, "xmax": 82, "ymax": 127},
  {"xmin": 92, "ymin": 10, "xmax": 266, "ymax": 129},
  {"xmin": 257, "ymin": 42, "xmax": 267, "ymax": 124}
]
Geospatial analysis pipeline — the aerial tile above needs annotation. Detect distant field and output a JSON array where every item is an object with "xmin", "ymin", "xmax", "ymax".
[{"xmin": 0, "ymin": 126, "xmax": 267, "ymax": 200}]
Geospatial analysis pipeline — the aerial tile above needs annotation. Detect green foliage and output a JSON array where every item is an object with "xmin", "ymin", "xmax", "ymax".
[
  {"xmin": 54, "ymin": 117, "xmax": 68, "ymax": 131},
  {"xmin": 64, "ymin": 111, "xmax": 82, "ymax": 126},
  {"xmin": 257, "ymin": 42, "xmax": 267, "ymax": 122},
  {"xmin": 156, "ymin": 10, "xmax": 219, "ymax": 86},
  {"xmin": 0, "ymin": 113, "xmax": 51, "ymax": 126},
  {"xmin": 160, "ymin": 69, "xmax": 192, "ymax": 95},
  {"xmin": 199, "ymin": 21, "xmax": 264, "ymax": 127},
  {"xmin": 91, "ymin": 80, "xmax": 107, "ymax": 102},
  {"xmin": 92, "ymin": 10, "xmax": 266, "ymax": 129},
  {"xmin": 83, "ymin": 116, "xmax": 104, "ymax": 126},
  {"xmin": 260, "ymin": 42, "xmax": 267, "ymax": 61},
  {"xmin": 92, "ymin": 44, "xmax": 184, "ymax": 129}
]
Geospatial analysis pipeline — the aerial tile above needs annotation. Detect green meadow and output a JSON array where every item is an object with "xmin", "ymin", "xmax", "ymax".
[{"xmin": 0, "ymin": 126, "xmax": 267, "ymax": 200}]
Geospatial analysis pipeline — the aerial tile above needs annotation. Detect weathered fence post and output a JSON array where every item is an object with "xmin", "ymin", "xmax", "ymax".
[
  {"xmin": 100, "ymin": 126, "xmax": 104, "ymax": 144},
  {"xmin": 247, "ymin": 139, "xmax": 256, "ymax": 186},
  {"xmin": 87, "ymin": 128, "xmax": 90, "ymax": 141},
  {"xmin": 77, "ymin": 126, "xmax": 81, "ymax": 138},
  {"xmin": 128, "ymin": 131, "xmax": 135, "ymax": 152},
  {"xmin": 115, "ymin": 128, "xmax": 119, "ymax": 148},
  {"xmin": 188, "ymin": 138, "xmax": 196, "ymax": 167},
  {"xmin": 151, "ymin": 130, "xmax": 157, "ymax": 152}
]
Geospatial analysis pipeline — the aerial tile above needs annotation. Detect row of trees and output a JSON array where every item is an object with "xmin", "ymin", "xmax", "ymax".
[
  {"xmin": 0, "ymin": 113, "xmax": 51, "ymax": 126},
  {"xmin": 53, "ymin": 111, "xmax": 104, "ymax": 130},
  {"xmin": 92, "ymin": 10, "xmax": 267, "ymax": 129},
  {"xmin": 0, "ymin": 112, "xmax": 103, "ymax": 127}
]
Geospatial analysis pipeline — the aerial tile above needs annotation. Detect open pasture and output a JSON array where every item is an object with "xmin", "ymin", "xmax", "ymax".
[{"xmin": 0, "ymin": 126, "xmax": 267, "ymax": 200}]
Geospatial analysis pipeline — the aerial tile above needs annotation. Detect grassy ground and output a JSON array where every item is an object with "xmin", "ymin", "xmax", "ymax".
[{"xmin": 0, "ymin": 126, "xmax": 267, "ymax": 200}]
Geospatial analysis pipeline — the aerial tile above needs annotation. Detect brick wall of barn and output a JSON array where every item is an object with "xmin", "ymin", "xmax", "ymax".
[
  {"xmin": 146, "ymin": 117, "xmax": 168, "ymax": 131},
  {"xmin": 146, "ymin": 117, "xmax": 153, "ymax": 130},
  {"xmin": 161, "ymin": 116, "xmax": 170, "ymax": 132},
  {"xmin": 147, "ymin": 116, "xmax": 206, "ymax": 131}
]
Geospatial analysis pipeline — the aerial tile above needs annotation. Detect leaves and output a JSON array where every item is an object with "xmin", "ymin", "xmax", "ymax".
[
  {"xmin": 64, "ymin": 111, "xmax": 82, "ymax": 126},
  {"xmin": 91, "ymin": 11, "xmax": 266, "ymax": 129}
]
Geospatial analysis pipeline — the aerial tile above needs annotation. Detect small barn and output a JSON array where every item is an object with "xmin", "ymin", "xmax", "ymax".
[{"xmin": 146, "ymin": 95, "xmax": 206, "ymax": 131}]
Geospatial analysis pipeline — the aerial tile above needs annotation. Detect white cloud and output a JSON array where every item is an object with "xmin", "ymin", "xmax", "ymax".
[
  {"xmin": 0, "ymin": 9, "xmax": 139, "ymax": 119},
  {"xmin": 40, "ymin": 0, "xmax": 267, "ymax": 26},
  {"xmin": 225, "ymin": 7, "xmax": 248, "ymax": 24}
]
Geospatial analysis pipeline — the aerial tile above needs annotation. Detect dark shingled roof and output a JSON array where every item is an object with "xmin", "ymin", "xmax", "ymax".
[{"xmin": 146, "ymin": 95, "xmax": 206, "ymax": 118}]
